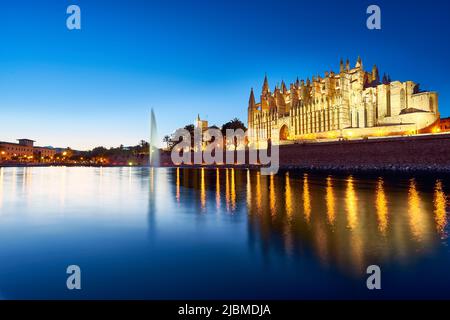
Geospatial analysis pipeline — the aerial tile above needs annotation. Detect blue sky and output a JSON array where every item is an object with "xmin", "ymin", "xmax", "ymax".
[{"xmin": 1, "ymin": 0, "xmax": 449, "ymax": 150}]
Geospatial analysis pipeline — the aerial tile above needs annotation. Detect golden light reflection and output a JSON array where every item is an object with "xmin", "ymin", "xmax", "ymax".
[
  {"xmin": 225, "ymin": 168, "xmax": 230, "ymax": 211},
  {"xmin": 269, "ymin": 175, "xmax": 276, "ymax": 217},
  {"xmin": 216, "ymin": 168, "xmax": 221, "ymax": 209},
  {"xmin": 326, "ymin": 176, "xmax": 335, "ymax": 226},
  {"xmin": 255, "ymin": 171, "xmax": 262, "ymax": 213},
  {"xmin": 345, "ymin": 176, "xmax": 358, "ymax": 230},
  {"xmin": 408, "ymin": 179, "xmax": 425, "ymax": 241},
  {"xmin": 230, "ymin": 168, "xmax": 236, "ymax": 211},
  {"xmin": 375, "ymin": 177, "xmax": 388, "ymax": 235},
  {"xmin": 246, "ymin": 169, "xmax": 251, "ymax": 210},
  {"xmin": 434, "ymin": 180, "xmax": 447, "ymax": 236},
  {"xmin": 285, "ymin": 172, "xmax": 293, "ymax": 218},
  {"xmin": 303, "ymin": 174, "xmax": 311, "ymax": 223},
  {"xmin": 176, "ymin": 167, "xmax": 180, "ymax": 203},
  {"xmin": 200, "ymin": 168, "xmax": 206, "ymax": 211}
]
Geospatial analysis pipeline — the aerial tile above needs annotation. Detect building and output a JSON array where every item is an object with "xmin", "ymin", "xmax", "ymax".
[
  {"xmin": 195, "ymin": 114, "xmax": 209, "ymax": 132},
  {"xmin": 194, "ymin": 114, "xmax": 209, "ymax": 151},
  {"xmin": 440, "ymin": 117, "xmax": 450, "ymax": 132},
  {"xmin": 248, "ymin": 57, "xmax": 440, "ymax": 146},
  {"xmin": 0, "ymin": 139, "xmax": 56, "ymax": 162}
]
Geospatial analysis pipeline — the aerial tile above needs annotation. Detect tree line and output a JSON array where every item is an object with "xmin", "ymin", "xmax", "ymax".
[{"xmin": 163, "ymin": 118, "xmax": 247, "ymax": 150}]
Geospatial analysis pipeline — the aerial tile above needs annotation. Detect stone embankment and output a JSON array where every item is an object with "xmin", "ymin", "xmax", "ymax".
[{"xmin": 160, "ymin": 133, "xmax": 450, "ymax": 174}]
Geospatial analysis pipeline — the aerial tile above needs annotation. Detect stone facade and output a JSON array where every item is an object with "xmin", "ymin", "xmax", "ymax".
[{"xmin": 248, "ymin": 57, "xmax": 439, "ymax": 146}]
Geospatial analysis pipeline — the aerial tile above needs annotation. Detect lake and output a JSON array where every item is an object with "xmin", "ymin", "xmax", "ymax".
[{"xmin": 0, "ymin": 166, "xmax": 449, "ymax": 299}]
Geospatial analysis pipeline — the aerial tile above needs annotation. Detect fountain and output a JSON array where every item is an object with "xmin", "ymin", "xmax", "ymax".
[{"xmin": 149, "ymin": 109, "xmax": 160, "ymax": 167}]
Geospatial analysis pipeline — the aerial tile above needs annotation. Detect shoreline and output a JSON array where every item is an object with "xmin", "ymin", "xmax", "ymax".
[
  {"xmin": 3, "ymin": 132, "xmax": 450, "ymax": 176},
  {"xmin": 2, "ymin": 162, "xmax": 450, "ymax": 178}
]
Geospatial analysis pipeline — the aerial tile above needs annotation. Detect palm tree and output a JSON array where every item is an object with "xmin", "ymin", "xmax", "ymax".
[
  {"xmin": 221, "ymin": 118, "xmax": 247, "ymax": 147},
  {"xmin": 221, "ymin": 118, "xmax": 247, "ymax": 136},
  {"xmin": 163, "ymin": 135, "xmax": 171, "ymax": 149}
]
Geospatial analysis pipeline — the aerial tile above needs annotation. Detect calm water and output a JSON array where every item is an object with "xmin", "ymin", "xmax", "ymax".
[{"xmin": 0, "ymin": 166, "xmax": 449, "ymax": 299}]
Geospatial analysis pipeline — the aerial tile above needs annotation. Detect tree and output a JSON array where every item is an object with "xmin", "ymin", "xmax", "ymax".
[
  {"xmin": 221, "ymin": 118, "xmax": 247, "ymax": 148},
  {"xmin": 163, "ymin": 135, "xmax": 171, "ymax": 149},
  {"xmin": 184, "ymin": 124, "xmax": 195, "ymax": 136},
  {"xmin": 221, "ymin": 118, "xmax": 247, "ymax": 136}
]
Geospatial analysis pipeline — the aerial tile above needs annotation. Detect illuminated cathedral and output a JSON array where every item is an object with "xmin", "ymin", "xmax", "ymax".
[{"xmin": 248, "ymin": 57, "xmax": 440, "ymax": 145}]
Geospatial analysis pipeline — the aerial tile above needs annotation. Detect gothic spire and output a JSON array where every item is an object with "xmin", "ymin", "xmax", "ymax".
[
  {"xmin": 281, "ymin": 80, "xmax": 287, "ymax": 93},
  {"xmin": 372, "ymin": 64, "xmax": 379, "ymax": 83},
  {"xmin": 356, "ymin": 55, "xmax": 363, "ymax": 68},
  {"xmin": 248, "ymin": 88, "xmax": 256, "ymax": 108},
  {"xmin": 262, "ymin": 74, "xmax": 269, "ymax": 93}
]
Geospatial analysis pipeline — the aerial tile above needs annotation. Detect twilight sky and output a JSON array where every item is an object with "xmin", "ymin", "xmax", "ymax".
[{"xmin": 1, "ymin": 0, "xmax": 449, "ymax": 150}]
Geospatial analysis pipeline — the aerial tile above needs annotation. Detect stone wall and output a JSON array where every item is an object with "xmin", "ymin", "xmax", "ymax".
[
  {"xmin": 278, "ymin": 134, "xmax": 450, "ymax": 171},
  {"xmin": 160, "ymin": 133, "xmax": 450, "ymax": 172}
]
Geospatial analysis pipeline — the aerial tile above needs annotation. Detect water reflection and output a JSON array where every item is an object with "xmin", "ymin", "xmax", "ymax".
[
  {"xmin": 216, "ymin": 168, "xmax": 221, "ymax": 210},
  {"xmin": 269, "ymin": 175, "xmax": 276, "ymax": 218},
  {"xmin": 434, "ymin": 180, "xmax": 447, "ymax": 238},
  {"xmin": 345, "ymin": 176, "xmax": 358, "ymax": 230},
  {"xmin": 408, "ymin": 179, "xmax": 428, "ymax": 242},
  {"xmin": 170, "ymin": 168, "xmax": 450, "ymax": 276},
  {"xmin": 0, "ymin": 167, "xmax": 449, "ymax": 298},
  {"xmin": 375, "ymin": 178, "xmax": 388, "ymax": 235},
  {"xmin": 285, "ymin": 173, "xmax": 293, "ymax": 219},
  {"xmin": 0, "ymin": 168, "xmax": 3, "ymax": 209},
  {"xmin": 326, "ymin": 176, "xmax": 335, "ymax": 226},
  {"xmin": 176, "ymin": 167, "xmax": 180, "ymax": 203},
  {"xmin": 230, "ymin": 169, "xmax": 236, "ymax": 211},
  {"xmin": 225, "ymin": 168, "xmax": 230, "ymax": 211},
  {"xmin": 303, "ymin": 174, "xmax": 311, "ymax": 223},
  {"xmin": 255, "ymin": 172, "xmax": 262, "ymax": 214},
  {"xmin": 200, "ymin": 168, "xmax": 206, "ymax": 211}
]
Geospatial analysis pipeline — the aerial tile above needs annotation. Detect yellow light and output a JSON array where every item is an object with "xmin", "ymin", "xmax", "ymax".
[
  {"xmin": 128, "ymin": 162, "xmax": 133, "ymax": 166},
  {"xmin": 432, "ymin": 127, "xmax": 441, "ymax": 134},
  {"xmin": 63, "ymin": 151, "xmax": 67, "ymax": 156},
  {"xmin": 1, "ymin": 151, "xmax": 5, "ymax": 155},
  {"xmin": 327, "ymin": 132, "xmax": 337, "ymax": 139},
  {"xmin": 347, "ymin": 131, "xmax": 353, "ymax": 137}
]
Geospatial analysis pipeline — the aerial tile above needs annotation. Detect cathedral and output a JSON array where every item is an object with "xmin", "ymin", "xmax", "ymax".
[{"xmin": 248, "ymin": 57, "xmax": 440, "ymax": 146}]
